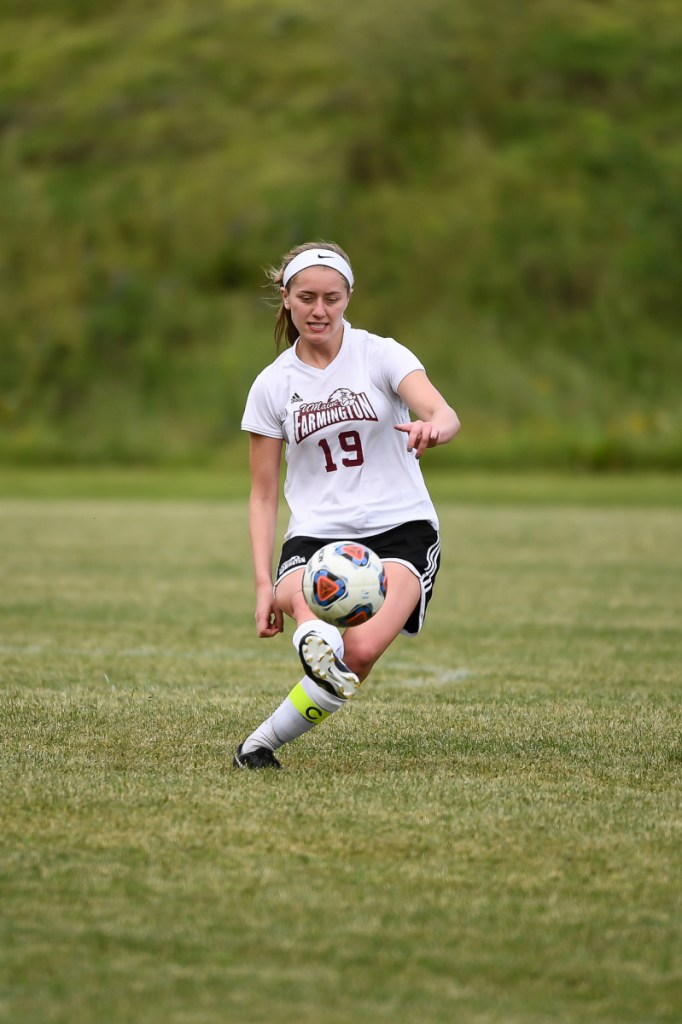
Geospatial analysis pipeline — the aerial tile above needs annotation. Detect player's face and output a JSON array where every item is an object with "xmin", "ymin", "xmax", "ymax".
[{"xmin": 283, "ymin": 267, "xmax": 351, "ymax": 349}]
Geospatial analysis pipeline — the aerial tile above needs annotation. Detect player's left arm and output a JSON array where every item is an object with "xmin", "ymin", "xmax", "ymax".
[{"xmin": 395, "ymin": 369, "xmax": 461, "ymax": 459}]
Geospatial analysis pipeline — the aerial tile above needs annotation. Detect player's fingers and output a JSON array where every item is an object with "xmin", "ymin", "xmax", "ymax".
[
  {"xmin": 415, "ymin": 425, "xmax": 440, "ymax": 458},
  {"xmin": 394, "ymin": 421, "xmax": 421, "ymax": 452},
  {"xmin": 415, "ymin": 434, "xmax": 429, "ymax": 457},
  {"xmin": 395, "ymin": 420, "xmax": 440, "ymax": 456},
  {"xmin": 256, "ymin": 605, "xmax": 278, "ymax": 637},
  {"xmin": 414, "ymin": 423, "xmax": 431, "ymax": 456}
]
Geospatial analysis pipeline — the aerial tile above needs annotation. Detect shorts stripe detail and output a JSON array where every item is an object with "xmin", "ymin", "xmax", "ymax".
[
  {"xmin": 275, "ymin": 522, "xmax": 441, "ymax": 636},
  {"xmin": 423, "ymin": 537, "xmax": 441, "ymax": 595}
]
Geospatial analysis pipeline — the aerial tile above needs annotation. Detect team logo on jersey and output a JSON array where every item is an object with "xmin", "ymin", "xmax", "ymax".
[{"xmin": 293, "ymin": 388, "xmax": 378, "ymax": 444}]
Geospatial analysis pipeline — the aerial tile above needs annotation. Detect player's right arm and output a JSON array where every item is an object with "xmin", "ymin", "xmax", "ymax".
[{"xmin": 248, "ymin": 433, "xmax": 284, "ymax": 638}]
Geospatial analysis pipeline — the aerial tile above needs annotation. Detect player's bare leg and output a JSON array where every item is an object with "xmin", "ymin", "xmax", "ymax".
[
  {"xmin": 234, "ymin": 563, "xmax": 422, "ymax": 768},
  {"xmin": 341, "ymin": 562, "xmax": 422, "ymax": 680},
  {"xmin": 274, "ymin": 562, "xmax": 423, "ymax": 689},
  {"xmin": 233, "ymin": 571, "xmax": 354, "ymax": 767}
]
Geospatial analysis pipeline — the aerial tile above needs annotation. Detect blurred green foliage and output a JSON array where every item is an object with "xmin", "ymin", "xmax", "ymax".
[{"xmin": 1, "ymin": 0, "xmax": 681, "ymax": 467}]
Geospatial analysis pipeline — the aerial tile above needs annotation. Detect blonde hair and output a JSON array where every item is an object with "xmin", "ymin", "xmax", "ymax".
[{"xmin": 266, "ymin": 240, "xmax": 353, "ymax": 350}]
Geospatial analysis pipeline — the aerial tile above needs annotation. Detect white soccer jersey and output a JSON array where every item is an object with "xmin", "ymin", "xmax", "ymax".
[{"xmin": 241, "ymin": 321, "xmax": 439, "ymax": 539}]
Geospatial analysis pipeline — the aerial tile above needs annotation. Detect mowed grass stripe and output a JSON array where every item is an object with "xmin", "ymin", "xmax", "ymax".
[{"xmin": 1, "ymin": 493, "xmax": 680, "ymax": 1023}]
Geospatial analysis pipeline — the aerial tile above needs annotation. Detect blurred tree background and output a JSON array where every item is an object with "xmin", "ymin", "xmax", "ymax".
[{"xmin": 1, "ymin": 0, "xmax": 680, "ymax": 468}]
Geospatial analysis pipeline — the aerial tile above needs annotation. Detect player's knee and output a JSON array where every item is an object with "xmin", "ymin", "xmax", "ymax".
[{"xmin": 343, "ymin": 637, "xmax": 379, "ymax": 682}]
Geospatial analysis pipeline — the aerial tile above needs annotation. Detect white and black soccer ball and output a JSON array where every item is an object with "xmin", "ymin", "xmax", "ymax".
[{"xmin": 302, "ymin": 542, "xmax": 387, "ymax": 627}]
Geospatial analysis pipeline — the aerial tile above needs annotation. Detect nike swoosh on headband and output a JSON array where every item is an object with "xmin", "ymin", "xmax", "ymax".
[{"xmin": 283, "ymin": 249, "xmax": 354, "ymax": 288}]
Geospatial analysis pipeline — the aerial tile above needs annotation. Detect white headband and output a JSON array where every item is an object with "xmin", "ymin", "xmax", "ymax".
[{"xmin": 283, "ymin": 248, "xmax": 354, "ymax": 289}]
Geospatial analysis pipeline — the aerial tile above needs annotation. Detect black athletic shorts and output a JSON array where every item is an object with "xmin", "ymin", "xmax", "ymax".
[{"xmin": 274, "ymin": 520, "xmax": 441, "ymax": 636}]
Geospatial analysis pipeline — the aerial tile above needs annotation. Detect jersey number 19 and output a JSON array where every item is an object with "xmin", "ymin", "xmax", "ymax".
[{"xmin": 318, "ymin": 430, "xmax": 364, "ymax": 472}]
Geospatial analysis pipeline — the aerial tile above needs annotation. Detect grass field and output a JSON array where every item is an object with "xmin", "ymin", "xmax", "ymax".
[{"xmin": 1, "ymin": 474, "xmax": 681, "ymax": 1023}]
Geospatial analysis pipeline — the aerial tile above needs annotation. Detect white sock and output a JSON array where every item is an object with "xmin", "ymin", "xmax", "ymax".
[
  {"xmin": 241, "ymin": 675, "xmax": 346, "ymax": 753},
  {"xmin": 292, "ymin": 619, "xmax": 345, "ymax": 658}
]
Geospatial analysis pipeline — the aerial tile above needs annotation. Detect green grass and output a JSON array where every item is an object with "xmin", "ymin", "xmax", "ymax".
[
  {"xmin": 3, "ymin": 464, "xmax": 682, "ymax": 506},
  {"xmin": 1, "ymin": 478, "xmax": 681, "ymax": 1023}
]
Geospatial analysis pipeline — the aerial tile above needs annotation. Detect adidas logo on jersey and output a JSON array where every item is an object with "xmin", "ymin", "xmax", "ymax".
[{"xmin": 289, "ymin": 393, "xmax": 303, "ymax": 404}]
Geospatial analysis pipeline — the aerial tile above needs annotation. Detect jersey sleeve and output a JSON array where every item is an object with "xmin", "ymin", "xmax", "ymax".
[
  {"xmin": 241, "ymin": 369, "xmax": 285, "ymax": 438},
  {"xmin": 372, "ymin": 336, "xmax": 425, "ymax": 394}
]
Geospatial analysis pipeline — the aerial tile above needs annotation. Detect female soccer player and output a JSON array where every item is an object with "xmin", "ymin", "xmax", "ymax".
[{"xmin": 234, "ymin": 241, "xmax": 460, "ymax": 769}]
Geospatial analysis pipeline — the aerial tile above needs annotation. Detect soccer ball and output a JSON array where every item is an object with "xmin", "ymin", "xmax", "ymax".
[{"xmin": 302, "ymin": 542, "xmax": 387, "ymax": 627}]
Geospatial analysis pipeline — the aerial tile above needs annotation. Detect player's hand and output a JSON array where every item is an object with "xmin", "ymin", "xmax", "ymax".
[
  {"xmin": 255, "ymin": 588, "xmax": 283, "ymax": 638},
  {"xmin": 394, "ymin": 420, "xmax": 440, "ymax": 459}
]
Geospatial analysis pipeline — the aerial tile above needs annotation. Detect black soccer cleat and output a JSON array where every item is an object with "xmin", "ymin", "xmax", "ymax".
[
  {"xmin": 233, "ymin": 743, "xmax": 282, "ymax": 770},
  {"xmin": 297, "ymin": 630, "xmax": 359, "ymax": 699}
]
